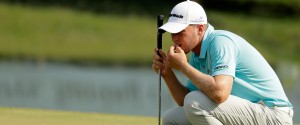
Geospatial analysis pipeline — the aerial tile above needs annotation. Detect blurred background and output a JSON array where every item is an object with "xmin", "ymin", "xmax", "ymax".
[{"xmin": 0, "ymin": 0, "xmax": 299, "ymax": 124}]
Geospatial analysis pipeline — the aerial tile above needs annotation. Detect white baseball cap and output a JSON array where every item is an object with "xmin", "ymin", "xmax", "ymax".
[{"xmin": 158, "ymin": 0, "xmax": 207, "ymax": 33}]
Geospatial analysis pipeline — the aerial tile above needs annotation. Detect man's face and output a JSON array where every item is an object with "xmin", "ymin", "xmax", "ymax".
[{"xmin": 171, "ymin": 25, "xmax": 199, "ymax": 54}]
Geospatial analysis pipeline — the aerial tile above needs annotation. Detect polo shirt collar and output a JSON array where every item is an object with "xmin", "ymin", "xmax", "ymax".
[{"xmin": 199, "ymin": 24, "xmax": 214, "ymax": 59}]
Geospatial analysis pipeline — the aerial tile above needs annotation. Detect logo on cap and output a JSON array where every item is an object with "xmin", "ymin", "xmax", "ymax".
[
  {"xmin": 190, "ymin": 17, "xmax": 204, "ymax": 23},
  {"xmin": 169, "ymin": 14, "xmax": 184, "ymax": 18}
]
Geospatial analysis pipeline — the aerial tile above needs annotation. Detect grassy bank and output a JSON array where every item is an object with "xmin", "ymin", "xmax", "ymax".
[
  {"xmin": 0, "ymin": 3, "xmax": 299, "ymax": 66},
  {"xmin": 0, "ymin": 107, "xmax": 156, "ymax": 125},
  {"xmin": 0, "ymin": 107, "xmax": 298, "ymax": 125},
  {"xmin": 0, "ymin": 3, "xmax": 161, "ymax": 66}
]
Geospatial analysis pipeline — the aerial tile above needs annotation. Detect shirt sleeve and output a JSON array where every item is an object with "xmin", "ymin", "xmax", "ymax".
[{"xmin": 209, "ymin": 35, "xmax": 238, "ymax": 78}]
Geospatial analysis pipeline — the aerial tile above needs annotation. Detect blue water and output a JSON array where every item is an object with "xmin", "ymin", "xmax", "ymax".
[{"xmin": 0, "ymin": 61, "xmax": 299, "ymax": 122}]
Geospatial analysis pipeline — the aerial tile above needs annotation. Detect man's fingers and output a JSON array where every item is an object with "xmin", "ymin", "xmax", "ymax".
[
  {"xmin": 152, "ymin": 49, "xmax": 164, "ymax": 72},
  {"xmin": 175, "ymin": 46, "xmax": 184, "ymax": 53},
  {"xmin": 154, "ymin": 48, "xmax": 167, "ymax": 58},
  {"xmin": 153, "ymin": 54, "xmax": 161, "ymax": 61},
  {"xmin": 159, "ymin": 49, "xmax": 167, "ymax": 59},
  {"xmin": 153, "ymin": 57, "xmax": 163, "ymax": 66},
  {"xmin": 152, "ymin": 58, "xmax": 164, "ymax": 73},
  {"xmin": 152, "ymin": 64, "xmax": 160, "ymax": 73},
  {"xmin": 169, "ymin": 46, "xmax": 175, "ymax": 54}
]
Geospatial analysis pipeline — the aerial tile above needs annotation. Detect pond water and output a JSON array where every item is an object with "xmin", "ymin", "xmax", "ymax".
[{"xmin": 0, "ymin": 61, "xmax": 299, "ymax": 122}]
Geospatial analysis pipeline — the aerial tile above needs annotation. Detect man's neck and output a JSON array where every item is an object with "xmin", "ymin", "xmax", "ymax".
[
  {"xmin": 192, "ymin": 33, "xmax": 204, "ymax": 56},
  {"xmin": 192, "ymin": 41, "xmax": 201, "ymax": 56}
]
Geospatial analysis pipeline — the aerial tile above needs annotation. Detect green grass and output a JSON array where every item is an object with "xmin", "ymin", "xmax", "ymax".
[
  {"xmin": 0, "ymin": 3, "xmax": 163, "ymax": 65},
  {"xmin": 0, "ymin": 3, "xmax": 299, "ymax": 65},
  {"xmin": 0, "ymin": 107, "xmax": 156, "ymax": 125},
  {"xmin": 0, "ymin": 107, "xmax": 299, "ymax": 125}
]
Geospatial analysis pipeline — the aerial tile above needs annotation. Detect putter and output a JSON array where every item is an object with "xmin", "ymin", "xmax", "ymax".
[{"xmin": 157, "ymin": 14, "xmax": 165, "ymax": 125}]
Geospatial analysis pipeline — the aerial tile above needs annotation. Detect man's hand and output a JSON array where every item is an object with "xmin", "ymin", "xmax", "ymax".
[
  {"xmin": 167, "ymin": 46, "xmax": 188, "ymax": 71},
  {"xmin": 152, "ymin": 48, "xmax": 172, "ymax": 77},
  {"xmin": 152, "ymin": 48, "xmax": 190, "ymax": 106}
]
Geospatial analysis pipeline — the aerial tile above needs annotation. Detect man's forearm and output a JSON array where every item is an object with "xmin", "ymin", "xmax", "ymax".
[
  {"xmin": 180, "ymin": 64, "xmax": 225, "ymax": 103},
  {"xmin": 163, "ymin": 70, "xmax": 190, "ymax": 106}
]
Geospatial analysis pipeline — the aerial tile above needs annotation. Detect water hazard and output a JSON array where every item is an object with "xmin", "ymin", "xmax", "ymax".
[{"xmin": 0, "ymin": 61, "xmax": 299, "ymax": 122}]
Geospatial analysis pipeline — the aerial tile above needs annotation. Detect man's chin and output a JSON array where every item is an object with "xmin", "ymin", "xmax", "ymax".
[{"xmin": 184, "ymin": 50, "xmax": 190, "ymax": 54}]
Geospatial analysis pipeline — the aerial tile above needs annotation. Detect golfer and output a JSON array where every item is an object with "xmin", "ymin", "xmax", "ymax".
[{"xmin": 152, "ymin": 0, "xmax": 293, "ymax": 125}]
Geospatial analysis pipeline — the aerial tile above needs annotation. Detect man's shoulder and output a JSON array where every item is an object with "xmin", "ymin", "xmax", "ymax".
[
  {"xmin": 211, "ymin": 30, "xmax": 241, "ymax": 40},
  {"xmin": 208, "ymin": 29, "xmax": 248, "ymax": 50},
  {"xmin": 208, "ymin": 32, "xmax": 238, "ymax": 49}
]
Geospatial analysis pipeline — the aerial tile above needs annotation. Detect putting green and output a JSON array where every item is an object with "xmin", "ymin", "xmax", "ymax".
[{"xmin": 0, "ymin": 107, "xmax": 156, "ymax": 125}]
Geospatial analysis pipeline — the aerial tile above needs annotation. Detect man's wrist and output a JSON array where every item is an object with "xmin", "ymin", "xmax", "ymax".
[
  {"xmin": 179, "ymin": 63, "xmax": 191, "ymax": 76},
  {"xmin": 161, "ymin": 68, "xmax": 174, "ymax": 78}
]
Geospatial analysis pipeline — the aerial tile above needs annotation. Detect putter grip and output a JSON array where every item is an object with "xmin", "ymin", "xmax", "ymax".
[
  {"xmin": 157, "ymin": 15, "xmax": 164, "ymax": 125},
  {"xmin": 157, "ymin": 15, "xmax": 164, "ymax": 55}
]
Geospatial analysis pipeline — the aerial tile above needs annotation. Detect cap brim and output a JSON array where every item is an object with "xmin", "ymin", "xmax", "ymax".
[{"xmin": 158, "ymin": 22, "xmax": 189, "ymax": 33}]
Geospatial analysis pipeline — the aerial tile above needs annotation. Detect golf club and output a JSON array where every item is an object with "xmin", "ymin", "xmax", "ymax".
[{"xmin": 157, "ymin": 14, "xmax": 164, "ymax": 125}]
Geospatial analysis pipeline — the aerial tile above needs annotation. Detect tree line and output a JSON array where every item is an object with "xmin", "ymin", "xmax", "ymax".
[{"xmin": 1, "ymin": 0, "xmax": 299, "ymax": 17}]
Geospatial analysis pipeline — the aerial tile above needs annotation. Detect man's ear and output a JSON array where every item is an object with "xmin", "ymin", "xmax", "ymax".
[{"xmin": 196, "ymin": 24, "xmax": 205, "ymax": 35}]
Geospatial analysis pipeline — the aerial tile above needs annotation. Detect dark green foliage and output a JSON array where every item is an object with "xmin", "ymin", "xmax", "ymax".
[{"xmin": 1, "ymin": 0, "xmax": 299, "ymax": 17}]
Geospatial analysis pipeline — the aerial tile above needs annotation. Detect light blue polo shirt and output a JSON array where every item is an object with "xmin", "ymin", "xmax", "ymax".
[{"xmin": 186, "ymin": 24, "xmax": 292, "ymax": 108}]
